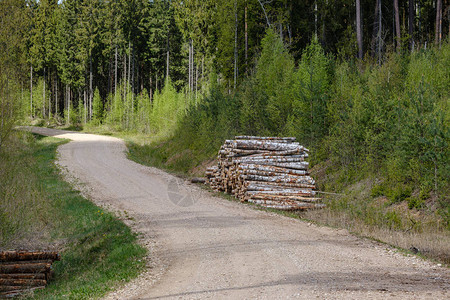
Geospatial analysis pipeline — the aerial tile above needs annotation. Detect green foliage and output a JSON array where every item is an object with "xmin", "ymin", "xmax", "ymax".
[
  {"xmin": 107, "ymin": 89, "xmax": 124, "ymax": 129},
  {"xmin": 292, "ymin": 37, "xmax": 331, "ymax": 146},
  {"xmin": 31, "ymin": 79, "xmax": 45, "ymax": 119},
  {"xmin": 370, "ymin": 184, "xmax": 386, "ymax": 198},
  {"xmin": 150, "ymin": 79, "xmax": 186, "ymax": 136},
  {"xmin": 91, "ymin": 87, "xmax": 103, "ymax": 125},
  {"xmin": 388, "ymin": 185, "xmax": 413, "ymax": 204},
  {"xmin": 256, "ymin": 28, "xmax": 296, "ymax": 134},
  {"xmin": 128, "ymin": 77, "xmax": 241, "ymax": 175},
  {"xmin": 407, "ymin": 196, "xmax": 425, "ymax": 210},
  {"xmin": 135, "ymin": 89, "xmax": 152, "ymax": 133},
  {"xmin": 383, "ymin": 210, "xmax": 403, "ymax": 230}
]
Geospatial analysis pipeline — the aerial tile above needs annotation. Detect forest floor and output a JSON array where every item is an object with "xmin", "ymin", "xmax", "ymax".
[{"xmin": 26, "ymin": 127, "xmax": 450, "ymax": 299}]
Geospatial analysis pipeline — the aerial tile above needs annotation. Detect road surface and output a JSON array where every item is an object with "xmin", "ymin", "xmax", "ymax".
[{"xmin": 27, "ymin": 127, "xmax": 449, "ymax": 299}]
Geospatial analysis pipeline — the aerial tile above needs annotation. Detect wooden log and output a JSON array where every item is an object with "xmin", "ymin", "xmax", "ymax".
[
  {"xmin": 257, "ymin": 162, "xmax": 310, "ymax": 170},
  {"xmin": 0, "ymin": 279, "xmax": 47, "ymax": 287},
  {"xmin": 0, "ymin": 260, "xmax": 52, "ymax": 265},
  {"xmin": 238, "ymin": 168, "xmax": 308, "ymax": 177},
  {"xmin": 221, "ymin": 148, "xmax": 308, "ymax": 157},
  {"xmin": 190, "ymin": 177, "xmax": 206, "ymax": 183},
  {"xmin": 247, "ymin": 199, "xmax": 323, "ymax": 210},
  {"xmin": 235, "ymin": 136, "xmax": 296, "ymax": 143},
  {"xmin": 0, "ymin": 274, "xmax": 45, "ymax": 280},
  {"xmin": 245, "ymin": 181, "xmax": 316, "ymax": 190},
  {"xmin": 0, "ymin": 251, "xmax": 60, "ymax": 262},
  {"xmin": 245, "ymin": 185, "xmax": 315, "ymax": 193},
  {"xmin": 226, "ymin": 140, "xmax": 307, "ymax": 152},
  {"xmin": 239, "ymin": 164, "xmax": 308, "ymax": 176},
  {"xmin": 0, "ymin": 286, "xmax": 45, "ymax": 297},
  {"xmin": 245, "ymin": 189, "xmax": 316, "ymax": 197},
  {"xmin": 241, "ymin": 174, "xmax": 315, "ymax": 185},
  {"xmin": 0, "ymin": 286, "xmax": 24, "ymax": 292},
  {"xmin": 233, "ymin": 156, "xmax": 307, "ymax": 164},
  {"xmin": 247, "ymin": 149, "xmax": 307, "ymax": 157},
  {"xmin": 0, "ymin": 262, "xmax": 51, "ymax": 274},
  {"xmin": 247, "ymin": 193, "xmax": 320, "ymax": 202}
]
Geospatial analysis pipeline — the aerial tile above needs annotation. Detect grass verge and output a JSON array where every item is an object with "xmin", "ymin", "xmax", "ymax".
[{"xmin": 0, "ymin": 131, "xmax": 146, "ymax": 299}]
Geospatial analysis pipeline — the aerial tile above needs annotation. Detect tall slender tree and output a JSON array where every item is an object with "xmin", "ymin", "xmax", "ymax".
[
  {"xmin": 394, "ymin": 0, "xmax": 401, "ymax": 50},
  {"xmin": 435, "ymin": 0, "xmax": 443, "ymax": 45},
  {"xmin": 356, "ymin": 0, "xmax": 363, "ymax": 59}
]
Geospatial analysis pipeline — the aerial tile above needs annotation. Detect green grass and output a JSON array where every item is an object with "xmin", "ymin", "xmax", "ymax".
[{"xmin": 1, "ymin": 131, "xmax": 146, "ymax": 299}]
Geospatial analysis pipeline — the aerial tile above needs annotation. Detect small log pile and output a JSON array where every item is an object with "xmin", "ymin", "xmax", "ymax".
[
  {"xmin": 0, "ymin": 250, "xmax": 60, "ymax": 298},
  {"xmin": 205, "ymin": 136, "xmax": 324, "ymax": 210}
]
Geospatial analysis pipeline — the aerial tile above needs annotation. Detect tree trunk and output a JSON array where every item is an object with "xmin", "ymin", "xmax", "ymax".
[
  {"xmin": 314, "ymin": 1, "xmax": 318, "ymax": 38},
  {"xmin": 84, "ymin": 89, "xmax": 87, "ymax": 125},
  {"xmin": 48, "ymin": 71, "xmax": 51, "ymax": 119},
  {"xmin": 191, "ymin": 41, "xmax": 194, "ymax": 92},
  {"xmin": 128, "ymin": 42, "xmax": 131, "ymax": 94},
  {"xmin": 372, "ymin": 0, "xmax": 380, "ymax": 55},
  {"xmin": 149, "ymin": 73, "xmax": 153, "ymax": 102},
  {"xmin": 114, "ymin": 45, "xmax": 118, "ymax": 97},
  {"xmin": 409, "ymin": 0, "xmax": 415, "ymax": 50},
  {"xmin": 65, "ymin": 85, "xmax": 67, "ymax": 124},
  {"xmin": 55, "ymin": 74, "xmax": 58, "ymax": 118},
  {"xmin": 356, "ymin": 0, "xmax": 363, "ymax": 59},
  {"xmin": 188, "ymin": 39, "xmax": 191, "ymax": 92},
  {"xmin": 378, "ymin": 0, "xmax": 383, "ymax": 64},
  {"xmin": 43, "ymin": 68, "xmax": 46, "ymax": 119},
  {"xmin": 89, "ymin": 52, "xmax": 93, "ymax": 120},
  {"xmin": 132, "ymin": 45, "xmax": 135, "ymax": 95},
  {"xmin": 245, "ymin": 1, "xmax": 248, "ymax": 73},
  {"xmin": 234, "ymin": 0, "xmax": 238, "ymax": 89},
  {"xmin": 30, "ymin": 64, "xmax": 33, "ymax": 118},
  {"xmin": 68, "ymin": 86, "xmax": 71, "ymax": 125},
  {"xmin": 190, "ymin": 40, "xmax": 194, "ymax": 92},
  {"xmin": 394, "ymin": 0, "xmax": 401, "ymax": 50},
  {"xmin": 166, "ymin": 23, "xmax": 170, "ymax": 80},
  {"xmin": 435, "ymin": 0, "xmax": 442, "ymax": 45},
  {"xmin": 202, "ymin": 56, "xmax": 204, "ymax": 83},
  {"xmin": 123, "ymin": 51, "xmax": 127, "ymax": 99},
  {"xmin": 257, "ymin": 0, "xmax": 271, "ymax": 26},
  {"xmin": 195, "ymin": 63, "xmax": 198, "ymax": 101}
]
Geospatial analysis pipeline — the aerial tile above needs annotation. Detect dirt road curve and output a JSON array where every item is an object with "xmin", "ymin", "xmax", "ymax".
[{"xmin": 27, "ymin": 127, "xmax": 449, "ymax": 299}]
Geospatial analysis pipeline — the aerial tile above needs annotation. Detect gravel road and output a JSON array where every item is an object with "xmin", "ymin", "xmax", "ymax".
[{"xmin": 27, "ymin": 127, "xmax": 449, "ymax": 299}]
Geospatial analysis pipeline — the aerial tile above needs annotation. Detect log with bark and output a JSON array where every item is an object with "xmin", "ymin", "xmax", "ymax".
[
  {"xmin": 0, "ymin": 251, "xmax": 59, "ymax": 297},
  {"xmin": 0, "ymin": 274, "xmax": 46, "ymax": 280},
  {"xmin": 205, "ymin": 136, "xmax": 323, "ymax": 210},
  {"xmin": 0, "ymin": 261, "xmax": 52, "ymax": 274},
  {"xmin": 0, "ymin": 251, "xmax": 60, "ymax": 262}
]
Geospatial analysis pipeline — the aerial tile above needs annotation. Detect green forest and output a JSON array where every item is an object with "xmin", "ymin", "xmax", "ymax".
[{"xmin": 1, "ymin": 0, "xmax": 449, "ymax": 261}]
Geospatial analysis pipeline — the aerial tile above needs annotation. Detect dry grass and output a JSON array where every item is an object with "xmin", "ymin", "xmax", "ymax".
[
  {"xmin": 0, "ymin": 131, "xmax": 52, "ymax": 248},
  {"xmin": 299, "ymin": 180, "xmax": 450, "ymax": 265}
]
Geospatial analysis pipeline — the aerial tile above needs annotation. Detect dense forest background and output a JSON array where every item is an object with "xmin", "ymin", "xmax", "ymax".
[{"xmin": 1, "ymin": 1, "xmax": 449, "ymax": 232}]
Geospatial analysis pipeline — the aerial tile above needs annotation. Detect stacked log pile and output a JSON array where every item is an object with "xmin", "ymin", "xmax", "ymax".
[
  {"xmin": 205, "ymin": 136, "xmax": 324, "ymax": 210},
  {"xmin": 0, "ymin": 251, "xmax": 60, "ymax": 298}
]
